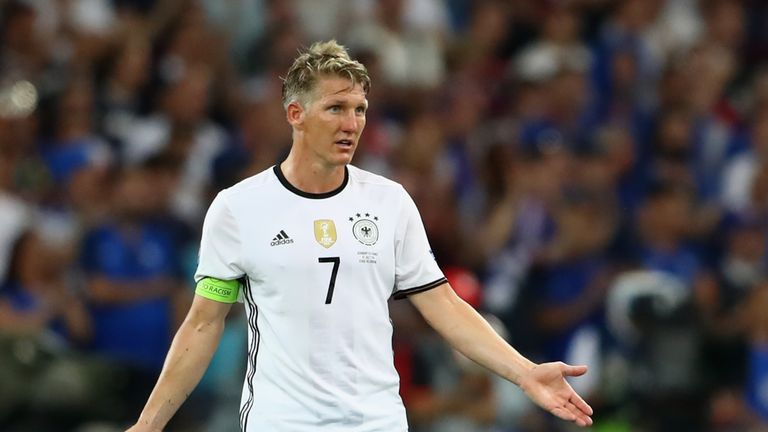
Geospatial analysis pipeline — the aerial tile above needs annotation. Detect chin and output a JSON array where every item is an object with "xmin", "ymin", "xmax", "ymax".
[
  {"xmin": 324, "ymin": 155, "xmax": 353, "ymax": 168},
  {"xmin": 336, "ymin": 152, "xmax": 356, "ymax": 165}
]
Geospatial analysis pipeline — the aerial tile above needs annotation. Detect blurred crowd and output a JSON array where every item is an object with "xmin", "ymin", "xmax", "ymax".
[{"xmin": 2, "ymin": 0, "xmax": 768, "ymax": 431}]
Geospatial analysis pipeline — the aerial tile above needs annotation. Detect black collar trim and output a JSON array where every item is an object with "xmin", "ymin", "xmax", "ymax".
[{"xmin": 273, "ymin": 164, "xmax": 349, "ymax": 199}]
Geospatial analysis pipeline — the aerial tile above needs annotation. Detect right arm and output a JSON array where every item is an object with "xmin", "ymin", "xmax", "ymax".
[{"xmin": 127, "ymin": 294, "xmax": 232, "ymax": 432}]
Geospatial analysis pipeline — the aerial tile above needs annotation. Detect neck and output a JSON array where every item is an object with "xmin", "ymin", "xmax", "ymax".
[{"xmin": 280, "ymin": 147, "xmax": 346, "ymax": 194}]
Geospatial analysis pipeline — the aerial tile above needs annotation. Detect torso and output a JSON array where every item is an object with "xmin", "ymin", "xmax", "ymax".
[{"xmin": 208, "ymin": 165, "xmax": 444, "ymax": 431}]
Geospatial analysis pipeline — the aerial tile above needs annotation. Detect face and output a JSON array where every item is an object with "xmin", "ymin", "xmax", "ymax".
[{"xmin": 289, "ymin": 76, "xmax": 368, "ymax": 168}]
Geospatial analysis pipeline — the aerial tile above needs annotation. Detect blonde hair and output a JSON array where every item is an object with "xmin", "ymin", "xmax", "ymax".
[{"xmin": 281, "ymin": 40, "xmax": 371, "ymax": 110}]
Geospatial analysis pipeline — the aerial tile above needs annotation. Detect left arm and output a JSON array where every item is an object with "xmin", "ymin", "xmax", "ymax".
[{"xmin": 408, "ymin": 283, "xmax": 594, "ymax": 427}]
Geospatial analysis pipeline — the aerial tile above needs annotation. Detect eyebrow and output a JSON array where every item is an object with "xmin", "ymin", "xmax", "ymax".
[{"xmin": 324, "ymin": 98, "xmax": 368, "ymax": 107}]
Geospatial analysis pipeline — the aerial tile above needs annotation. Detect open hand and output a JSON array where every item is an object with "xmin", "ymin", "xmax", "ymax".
[{"xmin": 518, "ymin": 362, "xmax": 593, "ymax": 427}]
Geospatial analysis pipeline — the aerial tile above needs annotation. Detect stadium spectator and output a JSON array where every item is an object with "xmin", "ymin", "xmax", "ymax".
[{"xmin": 80, "ymin": 160, "xmax": 190, "ymax": 423}]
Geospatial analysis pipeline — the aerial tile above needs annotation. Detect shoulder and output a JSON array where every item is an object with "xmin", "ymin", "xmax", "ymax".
[
  {"xmin": 202, "ymin": 166, "xmax": 279, "ymax": 221},
  {"xmin": 347, "ymin": 166, "xmax": 418, "ymax": 217},
  {"xmin": 218, "ymin": 165, "xmax": 279, "ymax": 201},
  {"xmin": 347, "ymin": 165, "xmax": 405, "ymax": 193}
]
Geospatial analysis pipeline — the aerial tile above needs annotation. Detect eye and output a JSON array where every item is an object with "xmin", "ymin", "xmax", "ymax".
[
  {"xmin": 328, "ymin": 105, "xmax": 341, "ymax": 113},
  {"xmin": 355, "ymin": 106, "xmax": 366, "ymax": 115}
]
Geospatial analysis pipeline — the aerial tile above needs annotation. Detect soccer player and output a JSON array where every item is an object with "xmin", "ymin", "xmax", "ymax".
[{"xmin": 127, "ymin": 40, "xmax": 593, "ymax": 431}]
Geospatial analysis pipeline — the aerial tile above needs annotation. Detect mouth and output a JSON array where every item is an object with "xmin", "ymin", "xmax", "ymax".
[{"xmin": 335, "ymin": 139, "xmax": 354, "ymax": 148}]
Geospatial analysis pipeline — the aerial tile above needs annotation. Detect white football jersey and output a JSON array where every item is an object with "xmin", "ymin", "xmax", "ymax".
[{"xmin": 195, "ymin": 165, "xmax": 446, "ymax": 431}]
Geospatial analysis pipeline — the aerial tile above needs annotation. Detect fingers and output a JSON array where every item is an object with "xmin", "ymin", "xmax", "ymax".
[
  {"xmin": 574, "ymin": 415, "xmax": 593, "ymax": 427},
  {"xmin": 565, "ymin": 399, "xmax": 593, "ymax": 427},
  {"xmin": 551, "ymin": 402, "xmax": 593, "ymax": 427},
  {"xmin": 551, "ymin": 406, "xmax": 576, "ymax": 422},
  {"xmin": 569, "ymin": 391, "xmax": 594, "ymax": 416},
  {"xmin": 561, "ymin": 363, "xmax": 588, "ymax": 377},
  {"xmin": 559, "ymin": 364, "xmax": 594, "ymax": 417}
]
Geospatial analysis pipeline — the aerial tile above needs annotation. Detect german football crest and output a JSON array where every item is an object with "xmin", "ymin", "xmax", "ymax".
[
  {"xmin": 314, "ymin": 219, "xmax": 337, "ymax": 248},
  {"xmin": 349, "ymin": 213, "xmax": 379, "ymax": 246}
]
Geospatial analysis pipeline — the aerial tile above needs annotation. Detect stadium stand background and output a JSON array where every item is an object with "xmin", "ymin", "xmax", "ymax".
[{"xmin": 1, "ymin": 0, "xmax": 768, "ymax": 430}]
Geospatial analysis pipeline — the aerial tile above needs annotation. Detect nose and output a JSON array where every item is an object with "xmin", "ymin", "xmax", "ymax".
[{"xmin": 340, "ymin": 110, "xmax": 359, "ymax": 133}]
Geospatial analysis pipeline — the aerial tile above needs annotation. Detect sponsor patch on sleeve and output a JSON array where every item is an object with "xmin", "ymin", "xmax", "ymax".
[{"xmin": 195, "ymin": 277, "xmax": 240, "ymax": 303}]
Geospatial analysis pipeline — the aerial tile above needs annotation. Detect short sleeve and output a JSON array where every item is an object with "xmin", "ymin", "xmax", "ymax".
[
  {"xmin": 194, "ymin": 191, "xmax": 246, "ymax": 286},
  {"xmin": 392, "ymin": 187, "xmax": 446, "ymax": 299}
]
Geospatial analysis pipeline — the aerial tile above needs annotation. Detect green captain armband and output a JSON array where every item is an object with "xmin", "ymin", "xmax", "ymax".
[{"xmin": 196, "ymin": 277, "xmax": 240, "ymax": 303}]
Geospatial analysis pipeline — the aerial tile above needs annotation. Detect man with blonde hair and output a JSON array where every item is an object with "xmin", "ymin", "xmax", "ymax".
[{"xmin": 127, "ymin": 40, "xmax": 593, "ymax": 431}]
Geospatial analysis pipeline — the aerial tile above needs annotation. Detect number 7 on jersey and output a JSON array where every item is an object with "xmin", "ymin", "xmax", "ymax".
[{"xmin": 318, "ymin": 257, "xmax": 340, "ymax": 304}]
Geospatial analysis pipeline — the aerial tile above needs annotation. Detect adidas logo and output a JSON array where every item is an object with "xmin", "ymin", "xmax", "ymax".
[{"xmin": 270, "ymin": 230, "xmax": 294, "ymax": 246}]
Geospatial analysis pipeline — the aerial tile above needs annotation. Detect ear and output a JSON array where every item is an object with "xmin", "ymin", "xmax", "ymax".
[{"xmin": 286, "ymin": 101, "xmax": 305, "ymax": 130}]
